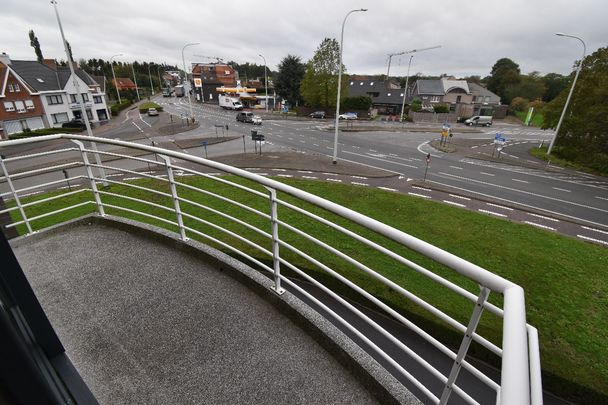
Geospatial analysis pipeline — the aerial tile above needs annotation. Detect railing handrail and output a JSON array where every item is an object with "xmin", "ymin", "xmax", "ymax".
[{"xmin": 0, "ymin": 133, "xmax": 536, "ymax": 404}]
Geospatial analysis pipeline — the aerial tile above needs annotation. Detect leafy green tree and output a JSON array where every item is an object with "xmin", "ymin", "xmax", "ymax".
[
  {"xmin": 504, "ymin": 73, "xmax": 546, "ymax": 102},
  {"xmin": 509, "ymin": 97, "xmax": 529, "ymax": 112},
  {"xmin": 433, "ymin": 104, "xmax": 449, "ymax": 113},
  {"xmin": 487, "ymin": 58, "xmax": 521, "ymax": 104},
  {"xmin": 28, "ymin": 29, "xmax": 43, "ymax": 62},
  {"xmin": 342, "ymin": 96, "xmax": 372, "ymax": 110},
  {"xmin": 274, "ymin": 55, "xmax": 305, "ymax": 106},
  {"xmin": 300, "ymin": 38, "xmax": 348, "ymax": 108},
  {"xmin": 542, "ymin": 46, "xmax": 608, "ymax": 172},
  {"xmin": 542, "ymin": 73, "xmax": 569, "ymax": 102},
  {"xmin": 410, "ymin": 98, "xmax": 422, "ymax": 112}
]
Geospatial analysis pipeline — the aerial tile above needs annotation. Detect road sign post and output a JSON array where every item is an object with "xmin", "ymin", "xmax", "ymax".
[
  {"xmin": 424, "ymin": 153, "xmax": 431, "ymax": 182},
  {"xmin": 62, "ymin": 168, "xmax": 71, "ymax": 191},
  {"xmin": 202, "ymin": 141, "xmax": 208, "ymax": 159}
]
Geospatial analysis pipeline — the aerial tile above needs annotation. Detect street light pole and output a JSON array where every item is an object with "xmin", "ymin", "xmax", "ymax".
[
  {"xmin": 259, "ymin": 54, "xmax": 268, "ymax": 112},
  {"xmin": 332, "ymin": 8, "xmax": 367, "ymax": 164},
  {"xmin": 399, "ymin": 55, "xmax": 414, "ymax": 122},
  {"xmin": 147, "ymin": 63, "xmax": 154, "ymax": 95},
  {"xmin": 51, "ymin": 0, "xmax": 106, "ymax": 184},
  {"xmin": 547, "ymin": 33, "xmax": 586, "ymax": 155},
  {"xmin": 181, "ymin": 42, "xmax": 199, "ymax": 121},
  {"xmin": 110, "ymin": 53, "xmax": 122, "ymax": 104},
  {"xmin": 131, "ymin": 62, "xmax": 140, "ymax": 101}
]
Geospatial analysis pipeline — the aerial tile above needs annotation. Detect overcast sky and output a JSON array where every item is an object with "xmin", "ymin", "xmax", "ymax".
[{"xmin": 1, "ymin": 0, "xmax": 606, "ymax": 78}]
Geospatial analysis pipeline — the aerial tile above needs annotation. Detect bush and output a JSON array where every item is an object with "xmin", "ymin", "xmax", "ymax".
[
  {"xmin": 138, "ymin": 102, "xmax": 163, "ymax": 113},
  {"xmin": 401, "ymin": 115, "xmax": 413, "ymax": 122},
  {"xmin": 510, "ymin": 97, "xmax": 529, "ymax": 112},
  {"xmin": 410, "ymin": 98, "xmax": 422, "ymax": 112},
  {"xmin": 342, "ymin": 96, "xmax": 372, "ymax": 110},
  {"xmin": 433, "ymin": 104, "xmax": 449, "ymax": 113},
  {"xmin": 8, "ymin": 127, "xmax": 83, "ymax": 139},
  {"xmin": 110, "ymin": 100, "xmax": 133, "ymax": 116}
]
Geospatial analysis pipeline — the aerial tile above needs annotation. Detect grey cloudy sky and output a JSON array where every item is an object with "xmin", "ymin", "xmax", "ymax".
[{"xmin": 1, "ymin": 0, "xmax": 606, "ymax": 78}]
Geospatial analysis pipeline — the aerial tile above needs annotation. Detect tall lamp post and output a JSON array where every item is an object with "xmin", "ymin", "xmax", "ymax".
[
  {"xmin": 547, "ymin": 33, "xmax": 586, "ymax": 155},
  {"xmin": 51, "ymin": 0, "xmax": 106, "ymax": 184},
  {"xmin": 332, "ymin": 8, "xmax": 367, "ymax": 164},
  {"xmin": 131, "ymin": 62, "xmax": 141, "ymax": 101},
  {"xmin": 181, "ymin": 42, "xmax": 200, "ymax": 121},
  {"xmin": 396, "ymin": 45, "xmax": 441, "ymax": 122},
  {"xmin": 259, "ymin": 54, "xmax": 268, "ymax": 112},
  {"xmin": 110, "ymin": 53, "xmax": 123, "ymax": 104},
  {"xmin": 147, "ymin": 63, "xmax": 154, "ymax": 95}
]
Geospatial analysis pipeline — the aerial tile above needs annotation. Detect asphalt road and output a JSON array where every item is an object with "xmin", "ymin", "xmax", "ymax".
[{"xmin": 155, "ymin": 96, "xmax": 608, "ymax": 243}]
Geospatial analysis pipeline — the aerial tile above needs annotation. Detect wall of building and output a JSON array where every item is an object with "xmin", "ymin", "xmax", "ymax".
[{"xmin": 0, "ymin": 71, "xmax": 45, "ymax": 137}]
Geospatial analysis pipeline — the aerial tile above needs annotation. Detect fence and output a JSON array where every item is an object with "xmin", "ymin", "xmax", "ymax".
[{"xmin": 0, "ymin": 134, "xmax": 542, "ymax": 405}]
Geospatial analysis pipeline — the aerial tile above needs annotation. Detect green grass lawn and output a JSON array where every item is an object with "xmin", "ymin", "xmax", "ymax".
[
  {"xmin": 530, "ymin": 146, "xmax": 608, "ymax": 177},
  {"xmin": 7, "ymin": 176, "xmax": 608, "ymax": 403},
  {"xmin": 138, "ymin": 101, "xmax": 163, "ymax": 113}
]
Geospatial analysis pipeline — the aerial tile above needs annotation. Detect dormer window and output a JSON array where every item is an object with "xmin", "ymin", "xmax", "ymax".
[
  {"xmin": 37, "ymin": 78, "xmax": 45, "ymax": 83},
  {"xmin": 350, "ymin": 81, "xmax": 354, "ymax": 85},
  {"xmin": 14, "ymin": 83, "xmax": 20, "ymax": 92},
  {"xmin": 7, "ymin": 84, "xmax": 14, "ymax": 92},
  {"xmin": 360, "ymin": 82, "xmax": 364, "ymax": 85},
  {"xmin": 370, "ymin": 82, "xmax": 374, "ymax": 86}
]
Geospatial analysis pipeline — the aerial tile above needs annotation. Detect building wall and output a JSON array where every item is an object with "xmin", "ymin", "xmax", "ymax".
[
  {"xmin": 0, "ymin": 71, "xmax": 45, "ymax": 137},
  {"xmin": 63, "ymin": 73, "xmax": 109, "ymax": 123}
]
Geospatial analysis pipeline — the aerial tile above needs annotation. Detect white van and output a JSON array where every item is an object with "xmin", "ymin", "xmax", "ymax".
[{"xmin": 465, "ymin": 116, "xmax": 493, "ymax": 126}]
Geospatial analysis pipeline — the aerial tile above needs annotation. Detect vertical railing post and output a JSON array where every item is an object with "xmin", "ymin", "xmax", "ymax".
[
  {"xmin": 89, "ymin": 141, "xmax": 108, "ymax": 187},
  {"xmin": 265, "ymin": 187, "xmax": 285, "ymax": 295},
  {"xmin": 439, "ymin": 286, "xmax": 491, "ymax": 405},
  {"xmin": 0, "ymin": 155, "xmax": 33, "ymax": 234},
  {"xmin": 72, "ymin": 140, "xmax": 105, "ymax": 216},
  {"xmin": 159, "ymin": 155, "xmax": 188, "ymax": 241}
]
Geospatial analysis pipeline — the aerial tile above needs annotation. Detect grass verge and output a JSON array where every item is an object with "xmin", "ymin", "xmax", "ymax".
[
  {"xmin": 7, "ymin": 176, "xmax": 608, "ymax": 403},
  {"xmin": 515, "ymin": 110, "xmax": 544, "ymax": 127},
  {"xmin": 529, "ymin": 146, "xmax": 608, "ymax": 176},
  {"xmin": 138, "ymin": 101, "xmax": 163, "ymax": 113}
]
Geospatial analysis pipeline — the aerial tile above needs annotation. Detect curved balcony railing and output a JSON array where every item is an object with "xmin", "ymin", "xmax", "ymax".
[{"xmin": 0, "ymin": 134, "xmax": 542, "ymax": 405}]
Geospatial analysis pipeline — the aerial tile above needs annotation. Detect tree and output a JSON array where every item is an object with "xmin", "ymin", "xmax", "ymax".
[
  {"xmin": 504, "ymin": 73, "xmax": 546, "ymax": 102},
  {"xmin": 486, "ymin": 58, "xmax": 521, "ymax": 104},
  {"xmin": 300, "ymin": 38, "xmax": 347, "ymax": 108},
  {"xmin": 342, "ymin": 96, "xmax": 372, "ymax": 110},
  {"xmin": 274, "ymin": 55, "xmax": 305, "ymax": 107},
  {"xmin": 28, "ymin": 29, "xmax": 43, "ymax": 62},
  {"xmin": 542, "ymin": 73, "xmax": 569, "ymax": 102},
  {"xmin": 509, "ymin": 97, "xmax": 529, "ymax": 113},
  {"xmin": 542, "ymin": 46, "xmax": 608, "ymax": 172}
]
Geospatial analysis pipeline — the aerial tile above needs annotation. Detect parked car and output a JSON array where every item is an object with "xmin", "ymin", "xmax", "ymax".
[
  {"xmin": 465, "ymin": 116, "xmax": 493, "ymax": 126},
  {"xmin": 309, "ymin": 111, "xmax": 326, "ymax": 119},
  {"xmin": 236, "ymin": 111, "xmax": 255, "ymax": 123},
  {"xmin": 62, "ymin": 119, "xmax": 85, "ymax": 129},
  {"xmin": 338, "ymin": 112, "xmax": 358, "ymax": 120},
  {"xmin": 147, "ymin": 108, "xmax": 159, "ymax": 116}
]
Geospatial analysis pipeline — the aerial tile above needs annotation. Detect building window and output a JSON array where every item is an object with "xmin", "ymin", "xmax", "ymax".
[
  {"xmin": 46, "ymin": 95, "xmax": 63, "ymax": 105},
  {"xmin": 51, "ymin": 112, "xmax": 69, "ymax": 124},
  {"xmin": 14, "ymin": 83, "xmax": 20, "ymax": 92},
  {"xmin": 7, "ymin": 84, "xmax": 14, "ymax": 92},
  {"xmin": 484, "ymin": 96, "xmax": 490, "ymax": 102},
  {"xmin": 25, "ymin": 100, "xmax": 35, "ymax": 110},
  {"xmin": 3, "ymin": 101, "xmax": 14, "ymax": 112},
  {"xmin": 70, "ymin": 94, "xmax": 78, "ymax": 103},
  {"xmin": 14, "ymin": 101, "xmax": 25, "ymax": 113},
  {"xmin": 430, "ymin": 96, "xmax": 440, "ymax": 103},
  {"xmin": 87, "ymin": 110, "xmax": 93, "ymax": 120},
  {"xmin": 93, "ymin": 95, "xmax": 102, "ymax": 104},
  {"xmin": 81, "ymin": 93, "xmax": 89, "ymax": 102}
]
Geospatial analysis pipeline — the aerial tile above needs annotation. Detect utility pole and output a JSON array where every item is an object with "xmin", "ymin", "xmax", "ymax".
[{"xmin": 131, "ymin": 63, "xmax": 140, "ymax": 101}]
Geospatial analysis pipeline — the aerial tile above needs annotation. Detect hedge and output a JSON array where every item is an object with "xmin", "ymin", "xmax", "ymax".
[
  {"xmin": 8, "ymin": 127, "xmax": 83, "ymax": 139},
  {"xmin": 138, "ymin": 102, "xmax": 163, "ymax": 113},
  {"xmin": 110, "ymin": 100, "xmax": 133, "ymax": 116}
]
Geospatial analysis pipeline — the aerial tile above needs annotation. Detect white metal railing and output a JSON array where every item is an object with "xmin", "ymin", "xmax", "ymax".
[{"xmin": 0, "ymin": 134, "xmax": 543, "ymax": 405}]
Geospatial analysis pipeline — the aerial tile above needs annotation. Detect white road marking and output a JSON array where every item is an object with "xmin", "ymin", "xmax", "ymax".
[
  {"xmin": 478, "ymin": 209, "xmax": 507, "ymax": 217},
  {"xmin": 326, "ymin": 146, "xmax": 333, "ymax": 150},
  {"xmin": 596, "ymin": 196, "xmax": 608, "ymax": 201},
  {"xmin": 342, "ymin": 150, "xmax": 418, "ymax": 169},
  {"xmin": 350, "ymin": 175, "xmax": 368, "ymax": 179},
  {"xmin": 449, "ymin": 194, "xmax": 470, "ymax": 201},
  {"xmin": 370, "ymin": 149, "xmax": 378, "ymax": 152},
  {"xmin": 138, "ymin": 114, "xmax": 152, "ymax": 127},
  {"xmin": 552, "ymin": 187, "xmax": 571, "ymax": 193},
  {"xmin": 277, "ymin": 174, "xmax": 293, "ymax": 178},
  {"xmin": 298, "ymin": 170, "xmax": 313, "ymax": 174},
  {"xmin": 524, "ymin": 221, "xmax": 556, "ymax": 231},
  {"xmin": 271, "ymin": 168, "xmax": 287, "ymax": 172},
  {"xmin": 412, "ymin": 186, "xmax": 430, "ymax": 191},
  {"xmin": 512, "ymin": 178, "xmax": 529, "ymax": 184},
  {"xmin": 480, "ymin": 172, "xmax": 495, "ymax": 177},
  {"xmin": 123, "ymin": 177, "xmax": 142, "ymax": 181},
  {"xmin": 302, "ymin": 176, "xmax": 318, "ymax": 179},
  {"xmin": 576, "ymin": 235, "xmax": 608, "ymax": 246},
  {"xmin": 581, "ymin": 226, "xmax": 608, "ymax": 235},
  {"xmin": 435, "ymin": 172, "xmax": 608, "ymax": 215},
  {"xmin": 408, "ymin": 192, "xmax": 431, "ymax": 199},
  {"xmin": 443, "ymin": 200, "xmax": 466, "ymax": 208},
  {"xmin": 486, "ymin": 202, "xmax": 513, "ymax": 211},
  {"xmin": 351, "ymin": 182, "xmax": 369, "ymax": 186},
  {"xmin": 322, "ymin": 172, "xmax": 336, "ymax": 176},
  {"xmin": 313, "ymin": 143, "xmax": 319, "ymax": 146},
  {"xmin": 528, "ymin": 213, "xmax": 559, "ymax": 222},
  {"xmin": 449, "ymin": 166, "xmax": 463, "ymax": 170},
  {"xmin": 326, "ymin": 178, "xmax": 342, "ymax": 182},
  {"xmin": 378, "ymin": 187, "xmax": 398, "ymax": 192},
  {"xmin": 131, "ymin": 122, "xmax": 144, "ymax": 132}
]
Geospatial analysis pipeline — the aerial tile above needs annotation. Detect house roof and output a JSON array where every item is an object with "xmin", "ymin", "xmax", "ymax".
[
  {"xmin": 468, "ymin": 82, "xmax": 499, "ymax": 98},
  {"xmin": 91, "ymin": 75, "xmax": 106, "ymax": 93},
  {"xmin": 113, "ymin": 77, "xmax": 137, "ymax": 89},
  {"xmin": 415, "ymin": 80, "xmax": 445, "ymax": 95},
  {"xmin": 442, "ymin": 79, "xmax": 469, "ymax": 94},
  {"xmin": 8, "ymin": 60, "xmax": 61, "ymax": 92},
  {"xmin": 347, "ymin": 79, "xmax": 410, "ymax": 105}
]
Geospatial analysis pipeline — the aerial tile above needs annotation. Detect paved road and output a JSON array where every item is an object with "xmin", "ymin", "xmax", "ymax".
[{"xmin": 155, "ymin": 96, "xmax": 608, "ymax": 246}]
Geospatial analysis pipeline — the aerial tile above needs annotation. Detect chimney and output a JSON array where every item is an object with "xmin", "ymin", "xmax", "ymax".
[
  {"xmin": 0, "ymin": 52, "xmax": 11, "ymax": 66},
  {"xmin": 42, "ymin": 58, "xmax": 57, "ymax": 70}
]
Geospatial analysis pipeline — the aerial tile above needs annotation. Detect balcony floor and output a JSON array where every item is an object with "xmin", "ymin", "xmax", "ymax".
[{"xmin": 12, "ymin": 220, "xmax": 384, "ymax": 404}]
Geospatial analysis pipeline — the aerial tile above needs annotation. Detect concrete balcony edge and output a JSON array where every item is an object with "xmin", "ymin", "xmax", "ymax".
[{"xmin": 10, "ymin": 214, "xmax": 422, "ymax": 405}]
